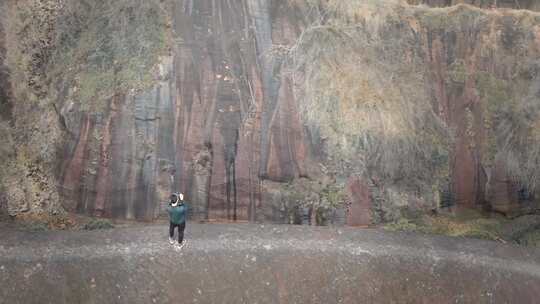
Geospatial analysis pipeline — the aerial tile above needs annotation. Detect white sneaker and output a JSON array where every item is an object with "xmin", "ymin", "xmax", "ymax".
[
  {"xmin": 168, "ymin": 237, "xmax": 175, "ymax": 245},
  {"xmin": 175, "ymin": 241, "xmax": 186, "ymax": 251}
]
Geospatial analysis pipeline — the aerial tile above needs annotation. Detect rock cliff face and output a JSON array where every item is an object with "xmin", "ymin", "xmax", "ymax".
[
  {"xmin": 55, "ymin": 1, "xmax": 313, "ymax": 221},
  {"xmin": 0, "ymin": 8, "xmax": 9, "ymax": 216},
  {"xmin": 1, "ymin": 0, "xmax": 539, "ymax": 224},
  {"xmin": 0, "ymin": 19, "xmax": 10, "ymax": 120},
  {"xmin": 414, "ymin": 5, "xmax": 540, "ymax": 214}
]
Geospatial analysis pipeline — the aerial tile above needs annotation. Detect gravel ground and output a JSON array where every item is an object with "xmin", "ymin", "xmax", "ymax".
[{"xmin": 1, "ymin": 223, "xmax": 540, "ymax": 303}]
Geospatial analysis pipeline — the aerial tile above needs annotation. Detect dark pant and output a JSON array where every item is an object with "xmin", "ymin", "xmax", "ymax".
[{"xmin": 169, "ymin": 222, "xmax": 186, "ymax": 244}]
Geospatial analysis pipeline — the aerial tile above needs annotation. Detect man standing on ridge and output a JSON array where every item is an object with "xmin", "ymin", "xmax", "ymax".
[{"xmin": 167, "ymin": 192, "xmax": 188, "ymax": 250}]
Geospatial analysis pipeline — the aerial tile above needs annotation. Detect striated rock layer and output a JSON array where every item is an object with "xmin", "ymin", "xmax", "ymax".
[
  {"xmin": 56, "ymin": 1, "xmax": 312, "ymax": 221},
  {"xmin": 1, "ymin": 0, "xmax": 539, "ymax": 223}
]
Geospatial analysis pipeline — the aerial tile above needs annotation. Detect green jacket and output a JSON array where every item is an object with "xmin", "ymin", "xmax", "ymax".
[{"xmin": 167, "ymin": 203, "xmax": 187, "ymax": 224}]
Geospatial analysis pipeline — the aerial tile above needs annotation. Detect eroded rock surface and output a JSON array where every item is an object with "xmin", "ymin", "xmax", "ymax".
[{"xmin": 1, "ymin": 0, "xmax": 539, "ymax": 224}]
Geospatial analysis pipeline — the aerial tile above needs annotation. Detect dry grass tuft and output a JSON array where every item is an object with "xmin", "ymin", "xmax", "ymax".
[{"xmin": 284, "ymin": 0, "xmax": 451, "ymax": 220}]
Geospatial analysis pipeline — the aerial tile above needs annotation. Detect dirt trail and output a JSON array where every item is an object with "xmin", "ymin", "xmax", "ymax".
[{"xmin": 1, "ymin": 224, "xmax": 540, "ymax": 303}]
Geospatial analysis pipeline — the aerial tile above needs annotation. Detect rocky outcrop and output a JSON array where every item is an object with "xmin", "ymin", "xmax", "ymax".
[
  {"xmin": 0, "ymin": 13, "xmax": 11, "ymax": 120},
  {"xmin": 0, "ymin": 5, "xmax": 12, "ymax": 217},
  {"xmin": 1, "ymin": 0, "xmax": 539, "ymax": 224},
  {"xmin": 54, "ymin": 0, "xmax": 315, "ymax": 221},
  {"xmin": 346, "ymin": 178, "xmax": 373, "ymax": 226},
  {"xmin": 0, "ymin": 0, "xmax": 65, "ymax": 218},
  {"xmin": 172, "ymin": 1, "xmax": 313, "ymax": 221},
  {"xmin": 416, "ymin": 5, "xmax": 540, "ymax": 213}
]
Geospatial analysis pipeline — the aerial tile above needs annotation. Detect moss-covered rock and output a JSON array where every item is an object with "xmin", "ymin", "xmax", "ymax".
[
  {"xmin": 0, "ymin": 0, "xmax": 167, "ymax": 219},
  {"xmin": 1, "ymin": 0, "xmax": 539, "ymax": 223},
  {"xmin": 83, "ymin": 218, "xmax": 115, "ymax": 230},
  {"xmin": 289, "ymin": 0, "xmax": 540, "ymax": 221}
]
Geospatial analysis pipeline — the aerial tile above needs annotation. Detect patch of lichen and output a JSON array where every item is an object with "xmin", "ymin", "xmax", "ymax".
[
  {"xmin": 286, "ymin": 0, "xmax": 455, "ymax": 223},
  {"xmin": 5, "ymin": 0, "xmax": 166, "ymax": 113},
  {"xmin": 0, "ymin": 0, "xmax": 168, "ymax": 218},
  {"xmin": 415, "ymin": 4, "xmax": 488, "ymax": 32},
  {"xmin": 476, "ymin": 63, "xmax": 540, "ymax": 191},
  {"xmin": 0, "ymin": 121, "xmax": 14, "ymax": 172},
  {"xmin": 276, "ymin": 178, "xmax": 346, "ymax": 226},
  {"xmin": 447, "ymin": 59, "xmax": 469, "ymax": 84},
  {"xmin": 476, "ymin": 72, "xmax": 512, "ymax": 165},
  {"xmin": 45, "ymin": 0, "xmax": 167, "ymax": 112},
  {"xmin": 288, "ymin": 0, "xmax": 540, "ymax": 223},
  {"xmin": 3, "ymin": 0, "xmax": 62, "ymax": 100}
]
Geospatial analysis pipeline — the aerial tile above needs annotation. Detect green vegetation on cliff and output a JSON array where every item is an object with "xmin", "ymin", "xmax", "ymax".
[
  {"xmin": 0, "ymin": 0, "xmax": 168, "ymax": 218},
  {"xmin": 6, "ymin": 0, "xmax": 167, "ymax": 112},
  {"xmin": 287, "ymin": 0, "xmax": 452, "ymax": 222},
  {"xmin": 1, "ymin": 0, "xmax": 538, "ymax": 227},
  {"xmin": 478, "ymin": 70, "xmax": 540, "ymax": 192},
  {"xmin": 48, "ymin": 0, "xmax": 167, "ymax": 111},
  {"xmin": 286, "ymin": 0, "xmax": 540, "ymax": 222}
]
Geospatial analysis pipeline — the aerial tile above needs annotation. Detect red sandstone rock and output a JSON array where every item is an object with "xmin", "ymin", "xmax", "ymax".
[{"xmin": 346, "ymin": 177, "xmax": 373, "ymax": 226}]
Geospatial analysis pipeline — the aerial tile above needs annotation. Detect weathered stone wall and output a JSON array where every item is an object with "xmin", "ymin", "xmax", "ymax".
[
  {"xmin": 1, "ymin": 224, "xmax": 540, "ymax": 303},
  {"xmin": 56, "ymin": 0, "xmax": 317, "ymax": 222},
  {"xmin": 0, "ymin": 4, "xmax": 10, "ymax": 218},
  {"xmin": 409, "ymin": 5, "xmax": 540, "ymax": 213},
  {"xmin": 293, "ymin": 2, "xmax": 540, "ymax": 220},
  {"xmin": 0, "ymin": 8, "xmax": 11, "ymax": 120},
  {"xmin": 1, "ymin": 0, "xmax": 539, "ymax": 224},
  {"xmin": 0, "ymin": 0, "xmax": 65, "ymax": 219}
]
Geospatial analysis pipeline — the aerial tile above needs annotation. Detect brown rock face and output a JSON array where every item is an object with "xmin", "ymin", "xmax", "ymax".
[
  {"xmin": 487, "ymin": 156, "xmax": 521, "ymax": 213},
  {"xmin": 58, "ymin": 1, "xmax": 539, "ymax": 221},
  {"xmin": 4, "ymin": 0, "xmax": 539, "ymax": 222},
  {"xmin": 60, "ymin": 58, "xmax": 181, "ymax": 220},
  {"xmin": 171, "ymin": 1, "xmax": 309, "ymax": 221},
  {"xmin": 55, "ymin": 1, "xmax": 312, "ymax": 221},
  {"xmin": 416, "ymin": 6, "xmax": 540, "ymax": 211},
  {"xmin": 0, "ymin": 18, "xmax": 11, "ymax": 120},
  {"xmin": 0, "ymin": 8, "xmax": 12, "ymax": 216},
  {"xmin": 346, "ymin": 177, "xmax": 373, "ymax": 226}
]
